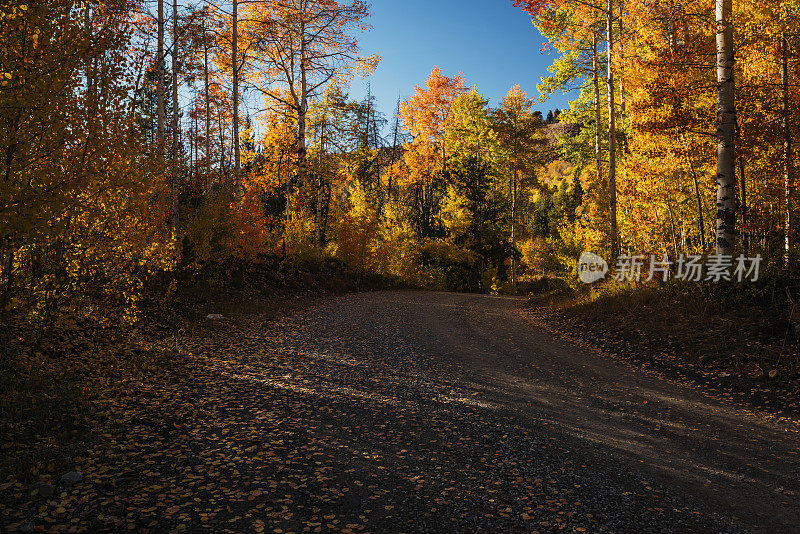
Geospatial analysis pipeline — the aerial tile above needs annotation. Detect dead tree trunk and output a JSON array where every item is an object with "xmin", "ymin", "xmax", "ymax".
[{"xmin": 389, "ymin": 95, "xmax": 401, "ymax": 200}]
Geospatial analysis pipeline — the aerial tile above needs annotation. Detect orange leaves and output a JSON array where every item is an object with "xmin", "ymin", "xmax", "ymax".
[
  {"xmin": 230, "ymin": 187, "xmax": 272, "ymax": 260},
  {"xmin": 514, "ymin": 0, "xmax": 603, "ymax": 47},
  {"xmin": 398, "ymin": 67, "xmax": 465, "ymax": 187},
  {"xmin": 356, "ymin": 53, "xmax": 381, "ymax": 77},
  {"xmin": 400, "ymin": 67, "xmax": 465, "ymax": 143},
  {"xmin": 512, "ymin": 0, "xmax": 563, "ymax": 17}
]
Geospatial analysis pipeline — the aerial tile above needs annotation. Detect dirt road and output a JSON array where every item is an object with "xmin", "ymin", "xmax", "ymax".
[{"xmin": 3, "ymin": 290, "xmax": 799, "ymax": 533}]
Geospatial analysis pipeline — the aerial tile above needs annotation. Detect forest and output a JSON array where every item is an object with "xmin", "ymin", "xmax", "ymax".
[
  {"xmin": 3, "ymin": 1, "xmax": 800, "ymax": 532},
  {"xmin": 1, "ymin": 0, "xmax": 799, "ymax": 317}
]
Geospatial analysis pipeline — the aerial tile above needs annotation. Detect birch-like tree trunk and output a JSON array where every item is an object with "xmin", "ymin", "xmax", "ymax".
[
  {"xmin": 617, "ymin": 11, "xmax": 628, "ymax": 157},
  {"xmin": 297, "ymin": 19, "xmax": 309, "ymax": 193},
  {"xmin": 85, "ymin": 5, "xmax": 93, "ymax": 100},
  {"xmin": 204, "ymin": 18, "xmax": 211, "ymax": 189},
  {"xmin": 606, "ymin": 0, "xmax": 618, "ymax": 259},
  {"xmin": 739, "ymin": 155, "xmax": 748, "ymax": 254},
  {"xmin": 511, "ymin": 166, "xmax": 518, "ymax": 286},
  {"xmin": 714, "ymin": 0, "xmax": 736, "ymax": 255},
  {"xmin": 219, "ymin": 113, "xmax": 225, "ymax": 183},
  {"xmin": 232, "ymin": 0, "xmax": 241, "ymax": 202},
  {"xmin": 592, "ymin": 30, "xmax": 602, "ymax": 185},
  {"xmin": 285, "ymin": 160, "xmax": 291, "ymax": 256},
  {"xmin": 157, "ymin": 0, "xmax": 165, "ymax": 153},
  {"xmin": 192, "ymin": 107, "xmax": 196, "ymax": 183},
  {"xmin": 315, "ymin": 118, "xmax": 325, "ymax": 248},
  {"xmin": 782, "ymin": 32, "xmax": 792, "ymax": 265},
  {"xmin": 245, "ymin": 0, "xmax": 371, "ymax": 243},
  {"xmin": 171, "ymin": 0, "xmax": 179, "ymax": 234}
]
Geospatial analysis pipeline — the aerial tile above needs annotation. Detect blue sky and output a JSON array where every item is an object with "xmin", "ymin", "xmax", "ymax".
[{"xmin": 349, "ymin": 0, "xmax": 572, "ymax": 125}]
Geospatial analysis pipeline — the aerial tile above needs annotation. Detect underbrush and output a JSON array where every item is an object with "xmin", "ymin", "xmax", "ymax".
[
  {"xmin": 0, "ymin": 254, "xmax": 402, "ymax": 483},
  {"xmin": 527, "ymin": 272, "xmax": 800, "ymax": 417},
  {"xmin": 549, "ymin": 276, "xmax": 799, "ymax": 373}
]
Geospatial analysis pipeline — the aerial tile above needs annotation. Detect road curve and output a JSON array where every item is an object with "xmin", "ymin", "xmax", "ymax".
[{"xmin": 255, "ymin": 290, "xmax": 800, "ymax": 532}]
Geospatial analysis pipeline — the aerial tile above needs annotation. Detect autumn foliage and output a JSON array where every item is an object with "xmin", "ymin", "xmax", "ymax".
[
  {"xmin": 2, "ymin": 0, "xmax": 800, "ymax": 331},
  {"xmin": 515, "ymin": 0, "xmax": 800, "ymax": 268}
]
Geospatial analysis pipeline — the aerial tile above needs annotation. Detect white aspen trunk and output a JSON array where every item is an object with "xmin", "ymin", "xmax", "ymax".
[
  {"xmin": 315, "ymin": 120, "xmax": 325, "ymax": 248},
  {"xmin": 617, "ymin": 8, "xmax": 628, "ymax": 157},
  {"xmin": 681, "ymin": 224, "xmax": 687, "ymax": 252},
  {"xmin": 739, "ymin": 155, "xmax": 748, "ymax": 254},
  {"xmin": 592, "ymin": 30, "xmax": 602, "ymax": 185},
  {"xmin": 606, "ymin": 0, "xmax": 618, "ymax": 259},
  {"xmin": 782, "ymin": 32, "xmax": 792, "ymax": 266},
  {"xmin": 192, "ymin": 107, "xmax": 197, "ymax": 184},
  {"xmin": 232, "ymin": 0, "xmax": 241, "ymax": 202},
  {"xmin": 285, "ymin": 153, "xmax": 292, "ymax": 238},
  {"xmin": 511, "ymin": 167, "xmax": 518, "ymax": 286},
  {"xmin": 282, "ymin": 150, "xmax": 288, "ymax": 256},
  {"xmin": 189, "ymin": 104, "xmax": 193, "ymax": 179},
  {"xmin": 297, "ymin": 108, "xmax": 308, "ymax": 191},
  {"xmin": 204, "ymin": 21, "xmax": 211, "ymax": 190},
  {"xmin": 219, "ymin": 113, "xmax": 225, "ymax": 183},
  {"xmin": 171, "ymin": 0, "xmax": 179, "ymax": 234},
  {"xmin": 85, "ymin": 4, "xmax": 93, "ymax": 101},
  {"xmin": 157, "ymin": 0, "xmax": 165, "ymax": 154},
  {"xmin": 297, "ymin": 19, "xmax": 309, "ymax": 193},
  {"xmin": 714, "ymin": 0, "xmax": 736, "ymax": 255}
]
